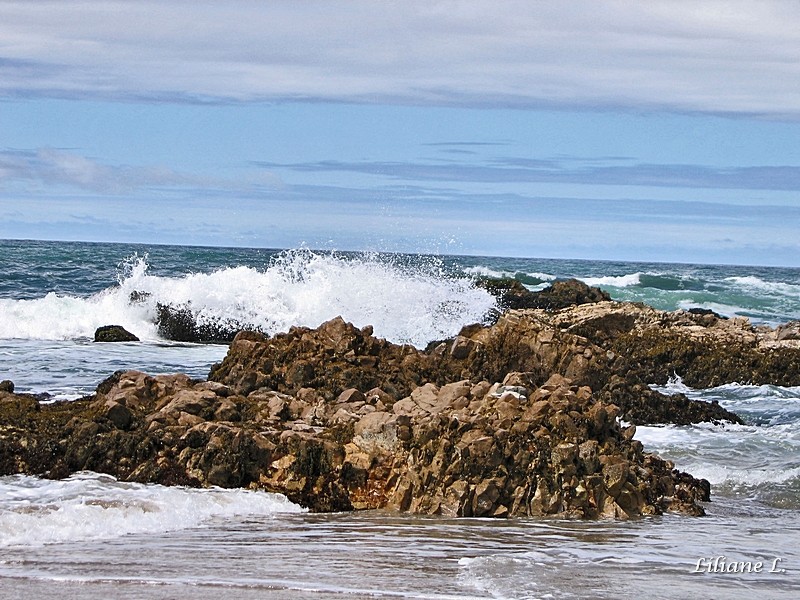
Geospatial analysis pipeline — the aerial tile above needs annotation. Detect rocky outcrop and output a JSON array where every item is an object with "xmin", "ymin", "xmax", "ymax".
[
  {"xmin": 477, "ymin": 277, "xmax": 611, "ymax": 314},
  {"xmin": 547, "ymin": 302, "xmax": 800, "ymax": 389},
  {"xmin": 208, "ymin": 320, "xmax": 461, "ymax": 401},
  {"xmin": 775, "ymin": 320, "xmax": 800, "ymax": 342},
  {"xmin": 0, "ymin": 369, "xmax": 709, "ymax": 518},
  {"xmin": 4, "ymin": 298, "xmax": 799, "ymax": 520},
  {"xmin": 94, "ymin": 325, "xmax": 140, "ymax": 342},
  {"xmin": 209, "ymin": 311, "xmax": 743, "ymax": 426}
]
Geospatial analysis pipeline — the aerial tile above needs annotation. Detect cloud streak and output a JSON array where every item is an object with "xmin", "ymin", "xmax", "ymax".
[
  {"xmin": 1, "ymin": 1, "xmax": 799, "ymax": 116},
  {"xmin": 0, "ymin": 148, "xmax": 282, "ymax": 194},
  {"xmin": 258, "ymin": 156, "xmax": 800, "ymax": 192},
  {"xmin": 0, "ymin": 148, "xmax": 204, "ymax": 193}
]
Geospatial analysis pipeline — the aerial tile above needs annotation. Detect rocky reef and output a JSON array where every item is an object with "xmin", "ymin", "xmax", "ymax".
[
  {"xmin": 4, "ymin": 281, "xmax": 800, "ymax": 520},
  {"xmin": 1, "ymin": 364, "xmax": 708, "ymax": 519}
]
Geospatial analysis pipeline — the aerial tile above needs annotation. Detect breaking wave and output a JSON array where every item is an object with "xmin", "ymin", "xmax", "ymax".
[
  {"xmin": 0, "ymin": 472, "xmax": 302, "ymax": 548},
  {"xmin": 0, "ymin": 249, "xmax": 497, "ymax": 348}
]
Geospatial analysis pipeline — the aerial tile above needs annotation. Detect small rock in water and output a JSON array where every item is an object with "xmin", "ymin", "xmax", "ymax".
[{"xmin": 94, "ymin": 325, "xmax": 140, "ymax": 343}]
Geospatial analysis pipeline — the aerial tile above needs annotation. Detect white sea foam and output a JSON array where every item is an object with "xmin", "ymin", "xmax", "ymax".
[
  {"xmin": 462, "ymin": 265, "xmax": 555, "ymax": 283},
  {"xmin": 462, "ymin": 266, "xmax": 508, "ymax": 279},
  {"xmin": 580, "ymin": 273, "xmax": 642, "ymax": 288},
  {"xmin": 640, "ymin": 376, "xmax": 800, "ymax": 491},
  {"xmin": 636, "ymin": 419, "xmax": 800, "ymax": 487},
  {"xmin": 676, "ymin": 299, "xmax": 747, "ymax": 320},
  {"xmin": 0, "ymin": 291, "xmax": 155, "ymax": 341},
  {"xmin": 725, "ymin": 275, "xmax": 800, "ymax": 297},
  {"xmin": 653, "ymin": 377, "xmax": 800, "ymax": 425},
  {"xmin": 0, "ymin": 250, "xmax": 497, "ymax": 348},
  {"xmin": 0, "ymin": 472, "xmax": 303, "ymax": 548}
]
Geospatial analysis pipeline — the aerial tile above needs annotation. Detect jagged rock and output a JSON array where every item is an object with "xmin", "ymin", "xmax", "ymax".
[
  {"xmin": 209, "ymin": 317, "xmax": 457, "ymax": 401},
  {"xmin": 0, "ymin": 370, "xmax": 710, "ymax": 518},
  {"xmin": 102, "ymin": 400, "xmax": 133, "ymax": 429},
  {"xmin": 687, "ymin": 307, "xmax": 727, "ymax": 320},
  {"xmin": 477, "ymin": 277, "xmax": 611, "ymax": 314},
  {"xmin": 530, "ymin": 278, "xmax": 612, "ymax": 310},
  {"xmin": 776, "ymin": 320, "xmax": 800, "ymax": 341},
  {"xmin": 476, "ymin": 277, "xmax": 541, "ymax": 310},
  {"xmin": 94, "ymin": 325, "xmax": 139, "ymax": 342},
  {"xmin": 5, "ymin": 296, "xmax": 800, "ymax": 520},
  {"xmin": 0, "ymin": 380, "xmax": 13, "ymax": 393},
  {"xmin": 129, "ymin": 290, "xmax": 151, "ymax": 304},
  {"xmin": 209, "ymin": 311, "xmax": 746, "ymax": 426}
]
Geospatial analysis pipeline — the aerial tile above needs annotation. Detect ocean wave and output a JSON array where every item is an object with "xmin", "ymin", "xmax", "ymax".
[
  {"xmin": 0, "ymin": 472, "xmax": 303, "ymax": 548},
  {"xmin": 462, "ymin": 265, "xmax": 555, "ymax": 288},
  {"xmin": 581, "ymin": 272, "xmax": 711, "ymax": 292},
  {"xmin": 725, "ymin": 275, "xmax": 800, "ymax": 297},
  {"xmin": 684, "ymin": 464, "xmax": 800, "ymax": 488},
  {"xmin": 638, "ymin": 273, "xmax": 708, "ymax": 291},
  {"xmin": 652, "ymin": 377, "xmax": 800, "ymax": 425},
  {"xmin": 0, "ymin": 249, "xmax": 497, "ymax": 348},
  {"xmin": 636, "ymin": 418, "xmax": 800, "ymax": 490},
  {"xmin": 580, "ymin": 273, "xmax": 642, "ymax": 288}
]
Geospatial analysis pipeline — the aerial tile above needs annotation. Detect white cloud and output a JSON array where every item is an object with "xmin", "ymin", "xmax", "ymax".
[
  {"xmin": 0, "ymin": 1, "xmax": 799, "ymax": 115},
  {"xmin": 0, "ymin": 147, "xmax": 282, "ymax": 194}
]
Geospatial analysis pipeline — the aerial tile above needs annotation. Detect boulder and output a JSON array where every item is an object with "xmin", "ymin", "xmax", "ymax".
[
  {"xmin": 94, "ymin": 325, "xmax": 139, "ymax": 342},
  {"xmin": 155, "ymin": 303, "xmax": 242, "ymax": 343},
  {"xmin": 477, "ymin": 277, "xmax": 611, "ymax": 313},
  {"xmin": 529, "ymin": 278, "xmax": 611, "ymax": 310},
  {"xmin": 776, "ymin": 321, "xmax": 800, "ymax": 341}
]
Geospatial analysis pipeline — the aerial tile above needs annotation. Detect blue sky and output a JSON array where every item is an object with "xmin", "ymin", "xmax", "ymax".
[{"xmin": 1, "ymin": 2, "xmax": 800, "ymax": 266}]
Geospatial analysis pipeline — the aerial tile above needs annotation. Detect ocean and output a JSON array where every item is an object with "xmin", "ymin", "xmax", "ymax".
[{"xmin": 1, "ymin": 239, "xmax": 798, "ymax": 599}]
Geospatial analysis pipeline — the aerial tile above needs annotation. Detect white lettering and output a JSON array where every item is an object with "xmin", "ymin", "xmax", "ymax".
[
  {"xmin": 770, "ymin": 558, "xmax": 785, "ymax": 574},
  {"xmin": 693, "ymin": 558, "xmax": 710, "ymax": 573},
  {"xmin": 692, "ymin": 556, "xmax": 784, "ymax": 574}
]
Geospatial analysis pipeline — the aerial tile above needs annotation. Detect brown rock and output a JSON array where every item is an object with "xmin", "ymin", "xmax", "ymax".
[{"xmin": 102, "ymin": 400, "xmax": 132, "ymax": 430}]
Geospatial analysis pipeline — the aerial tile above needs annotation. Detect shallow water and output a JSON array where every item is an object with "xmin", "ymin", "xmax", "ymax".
[
  {"xmin": 0, "ymin": 476, "xmax": 797, "ymax": 600},
  {"xmin": 0, "ymin": 338, "xmax": 227, "ymax": 399}
]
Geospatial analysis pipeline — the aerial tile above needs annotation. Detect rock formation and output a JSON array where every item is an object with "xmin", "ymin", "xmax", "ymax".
[
  {"xmin": 477, "ymin": 277, "xmax": 611, "ymax": 313},
  {"xmin": 208, "ymin": 310, "xmax": 745, "ymax": 426},
  {"xmin": 4, "ymin": 283, "xmax": 800, "ymax": 520},
  {"xmin": 94, "ymin": 325, "xmax": 140, "ymax": 343},
  {"xmin": 0, "ymin": 367, "xmax": 709, "ymax": 519},
  {"xmin": 155, "ymin": 303, "xmax": 241, "ymax": 343}
]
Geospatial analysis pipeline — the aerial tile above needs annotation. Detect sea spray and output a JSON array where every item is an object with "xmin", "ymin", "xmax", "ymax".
[{"xmin": 1, "ymin": 249, "xmax": 498, "ymax": 347}]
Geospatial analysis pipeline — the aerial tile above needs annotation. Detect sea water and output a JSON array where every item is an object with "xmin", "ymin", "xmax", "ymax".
[{"xmin": 0, "ymin": 239, "xmax": 798, "ymax": 599}]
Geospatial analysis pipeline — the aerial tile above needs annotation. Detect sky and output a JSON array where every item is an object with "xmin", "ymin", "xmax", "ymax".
[{"xmin": 1, "ymin": 1, "xmax": 799, "ymax": 266}]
